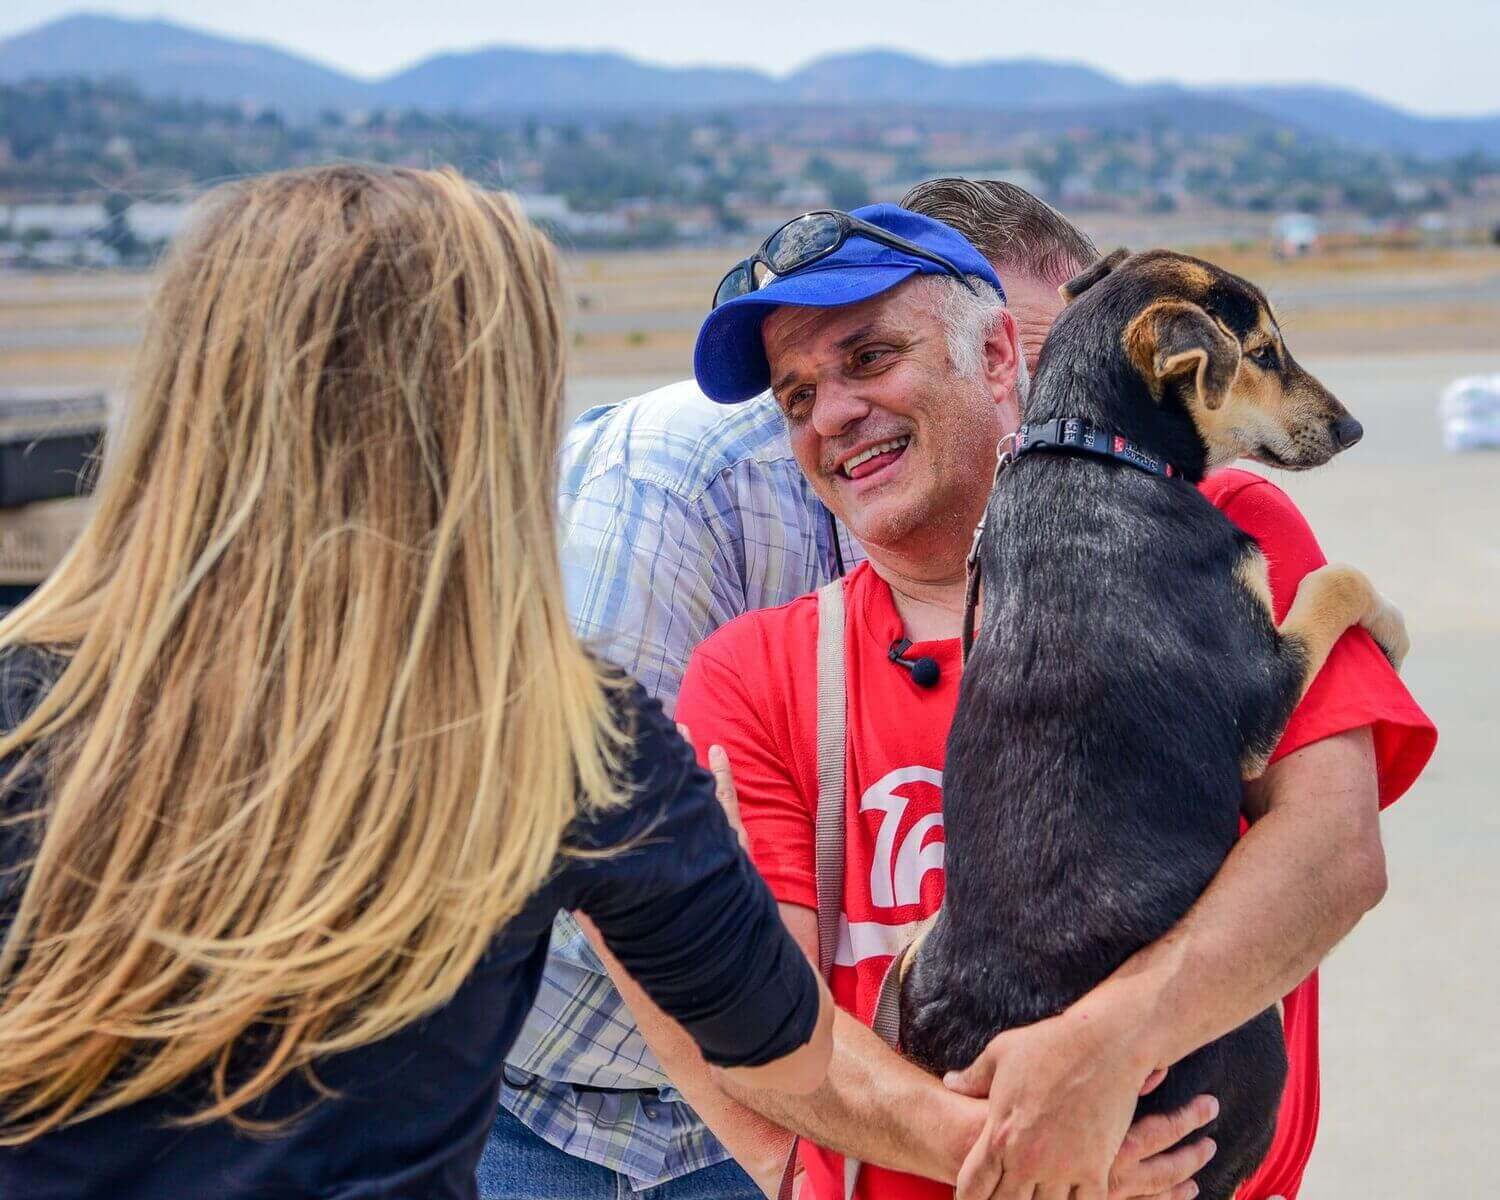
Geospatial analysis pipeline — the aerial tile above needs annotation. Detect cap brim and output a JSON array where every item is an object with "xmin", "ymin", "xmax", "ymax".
[{"xmin": 694, "ymin": 262, "xmax": 921, "ymax": 404}]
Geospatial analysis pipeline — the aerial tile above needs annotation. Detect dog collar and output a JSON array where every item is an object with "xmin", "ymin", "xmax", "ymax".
[
  {"xmin": 1014, "ymin": 418, "xmax": 1181, "ymax": 480},
  {"xmin": 960, "ymin": 418, "xmax": 1184, "ymax": 666}
]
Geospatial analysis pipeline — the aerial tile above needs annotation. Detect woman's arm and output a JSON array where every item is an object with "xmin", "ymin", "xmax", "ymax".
[
  {"xmin": 570, "ymin": 685, "xmax": 832, "ymax": 1096},
  {"xmin": 720, "ymin": 978, "xmax": 834, "ymax": 1096}
]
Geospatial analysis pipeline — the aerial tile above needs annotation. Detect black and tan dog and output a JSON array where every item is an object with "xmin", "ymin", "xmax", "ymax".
[{"xmin": 899, "ymin": 249, "xmax": 1408, "ymax": 1199}]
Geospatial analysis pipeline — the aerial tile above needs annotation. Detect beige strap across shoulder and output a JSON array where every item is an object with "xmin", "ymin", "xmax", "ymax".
[
  {"xmin": 776, "ymin": 580, "xmax": 849, "ymax": 1200},
  {"xmin": 812, "ymin": 576, "xmax": 912, "ymax": 1036},
  {"xmin": 776, "ymin": 579, "xmax": 911, "ymax": 1200},
  {"xmin": 813, "ymin": 579, "xmax": 848, "ymax": 982}
]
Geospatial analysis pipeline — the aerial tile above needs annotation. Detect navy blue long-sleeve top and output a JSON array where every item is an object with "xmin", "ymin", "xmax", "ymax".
[{"xmin": 0, "ymin": 648, "xmax": 818, "ymax": 1199}]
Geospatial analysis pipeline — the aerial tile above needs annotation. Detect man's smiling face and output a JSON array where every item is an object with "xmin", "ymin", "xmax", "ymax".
[{"xmin": 762, "ymin": 278, "xmax": 1016, "ymax": 558}]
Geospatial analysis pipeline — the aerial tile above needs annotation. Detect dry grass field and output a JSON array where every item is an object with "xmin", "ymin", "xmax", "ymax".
[
  {"xmin": 3, "ymin": 242, "xmax": 1498, "ymax": 389},
  {"xmin": 564, "ymin": 243, "xmax": 1500, "ymax": 371}
]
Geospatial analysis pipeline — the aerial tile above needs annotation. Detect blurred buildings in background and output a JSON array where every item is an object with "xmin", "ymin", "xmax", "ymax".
[{"xmin": 4, "ymin": 75, "xmax": 1500, "ymax": 261}]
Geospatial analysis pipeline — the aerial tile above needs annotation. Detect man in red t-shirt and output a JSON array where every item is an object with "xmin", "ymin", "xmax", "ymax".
[{"xmin": 672, "ymin": 199, "xmax": 1435, "ymax": 1200}]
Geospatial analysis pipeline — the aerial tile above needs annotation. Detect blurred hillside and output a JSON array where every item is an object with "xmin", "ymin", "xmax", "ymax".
[
  {"xmin": 4, "ymin": 14, "xmax": 1500, "ymax": 157},
  {"xmin": 3, "ymin": 14, "xmax": 1499, "ymax": 258}
]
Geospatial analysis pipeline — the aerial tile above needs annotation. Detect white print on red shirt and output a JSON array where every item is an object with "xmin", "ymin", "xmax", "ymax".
[{"xmin": 833, "ymin": 766, "xmax": 945, "ymax": 970}]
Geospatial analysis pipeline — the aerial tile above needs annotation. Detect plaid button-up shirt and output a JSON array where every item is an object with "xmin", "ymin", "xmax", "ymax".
[{"xmin": 499, "ymin": 380, "xmax": 861, "ymax": 1190}]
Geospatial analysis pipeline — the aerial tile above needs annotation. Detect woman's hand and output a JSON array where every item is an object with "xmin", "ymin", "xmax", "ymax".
[
  {"xmin": 677, "ymin": 723, "xmax": 748, "ymax": 848},
  {"xmin": 707, "ymin": 743, "xmax": 749, "ymax": 848},
  {"xmin": 943, "ymin": 1003, "xmax": 1212, "ymax": 1200}
]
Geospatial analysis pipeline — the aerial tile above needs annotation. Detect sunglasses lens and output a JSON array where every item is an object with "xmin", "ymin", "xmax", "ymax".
[
  {"xmin": 713, "ymin": 263, "xmax": 754, "ymax": 308},
  {"xmin": 764, "ymin": 213, "xmax": 843, "ymax": 274}
]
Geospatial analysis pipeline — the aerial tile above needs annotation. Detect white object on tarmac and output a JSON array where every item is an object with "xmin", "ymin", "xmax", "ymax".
[{"xmin": 1438, "ymin": 375, "xmax": 1500, "ymax": 451}]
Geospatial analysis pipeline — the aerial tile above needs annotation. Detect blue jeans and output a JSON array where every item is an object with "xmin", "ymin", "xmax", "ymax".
[{"xmin": 477, "ymin": 1105, "xmax": 762, "ymax": 1200}]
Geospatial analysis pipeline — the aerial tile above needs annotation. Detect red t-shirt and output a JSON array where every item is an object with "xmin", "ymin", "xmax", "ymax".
[{"xmin": 676, "ymin": 469, "xmax": 1436, "ymax": 1200}]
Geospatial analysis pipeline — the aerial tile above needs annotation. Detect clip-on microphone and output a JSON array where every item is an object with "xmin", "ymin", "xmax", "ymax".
[{"xmin": 888, "ymin": 638, "xmax": 941, "ymax": 689}]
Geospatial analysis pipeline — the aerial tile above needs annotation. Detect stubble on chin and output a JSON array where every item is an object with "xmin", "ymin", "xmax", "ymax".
[{"xmin": 831, "ymin": 471, "xmax": 942, "ymax": 556}]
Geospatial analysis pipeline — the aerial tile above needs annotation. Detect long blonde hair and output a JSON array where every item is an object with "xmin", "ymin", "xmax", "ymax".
[{"xmin": 0, "ymin": 165, "xmax": 625, "ymax": 1141}]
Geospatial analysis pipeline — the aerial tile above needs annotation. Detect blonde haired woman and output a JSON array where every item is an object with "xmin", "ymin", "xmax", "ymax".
[{"xmin": 0, "ymin": 165, "xmax": 830, "ymax": 1198}]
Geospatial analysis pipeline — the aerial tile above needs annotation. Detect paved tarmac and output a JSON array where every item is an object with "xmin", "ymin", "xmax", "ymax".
[
  {"xmin": 569, "ymin": 352, "xmax": 1499, "ymax": 1198},
  {"xmin": 1264, "ymin": 353, "xmax": 1497, "ymax": 1199}
]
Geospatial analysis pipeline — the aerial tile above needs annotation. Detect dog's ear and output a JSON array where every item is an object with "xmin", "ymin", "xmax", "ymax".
[
  {"xmin": 1059, "ymin": 248, "xmax": 1129, "ymax": 303},
  {"xmin": 1124, "ymin": 299, "xmax": 1241, "ymax": 410}
]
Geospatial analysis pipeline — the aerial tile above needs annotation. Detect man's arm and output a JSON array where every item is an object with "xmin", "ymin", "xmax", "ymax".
[
  {"xmin": 1104, "ymin": 725, "xmax": 1383, "ymax": 1060},
  {"xmin": 578, "ymin": 715, "xmax": 984, "ymax": 1191},
  {"xmin": 947, "ymin": 727, "xmax": 1383, "ymax": 1199},
  {"xmin": 573, "ymin": 916, "xmax": 809, "ymax": 1191},
  {"xmin": 585, "ymin": 901, "xmax": 1215, "ymax": 1199},
  {"xmin": 579, "ymin": 905, "xmax": 981, "ymax": 1193},
  {"xmin": 727, "ymin": 904, "xmax": 998, "ymax": 1177}
]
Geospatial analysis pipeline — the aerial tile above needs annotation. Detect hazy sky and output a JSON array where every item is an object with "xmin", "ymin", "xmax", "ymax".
[{"xmin": 4, "ymin": 0, "xmax": 1497, "ymax": 116}]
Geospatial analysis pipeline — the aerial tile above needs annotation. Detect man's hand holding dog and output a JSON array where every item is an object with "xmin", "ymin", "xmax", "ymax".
[{"xmin": 942, "ymin": 981, "xmax": 1209, "ymax": 1200}]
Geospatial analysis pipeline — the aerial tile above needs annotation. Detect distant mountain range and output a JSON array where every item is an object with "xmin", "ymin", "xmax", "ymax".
[{"xmin": 3, "ymin": 13, "xmax": 1498, "ymax": 157}]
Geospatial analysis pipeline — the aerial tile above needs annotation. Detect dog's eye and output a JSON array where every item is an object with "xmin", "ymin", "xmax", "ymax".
[{"xmin": 1249, "ymin": 345, "xmax": 1278, "ymax": 368}]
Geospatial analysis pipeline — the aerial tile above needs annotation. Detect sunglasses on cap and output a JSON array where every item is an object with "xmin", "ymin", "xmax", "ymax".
[{"xmin": 712, "ymin": 209, "xmax": 976, "ymax": 309}]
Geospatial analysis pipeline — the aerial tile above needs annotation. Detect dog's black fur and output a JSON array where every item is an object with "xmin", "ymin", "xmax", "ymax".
[{"xmin": 900, "ymin": 250, "xmax": 1373, "ymax": 1199}]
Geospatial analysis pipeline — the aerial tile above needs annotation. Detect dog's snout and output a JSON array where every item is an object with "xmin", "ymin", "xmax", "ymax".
[{"xmin": 1333, "ymin": 417, "xmax": 1364, "ymax": 449}]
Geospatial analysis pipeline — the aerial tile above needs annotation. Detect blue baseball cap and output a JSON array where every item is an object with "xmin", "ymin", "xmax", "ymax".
[{"xmin": 694, "ymin": 204, "xmax": 1004, "ymax": 404}]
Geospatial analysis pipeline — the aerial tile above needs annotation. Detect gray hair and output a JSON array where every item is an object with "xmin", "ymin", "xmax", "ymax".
[{"xmin": 927, "ymin": 275, "xmax": 1030, "ymax": 402}]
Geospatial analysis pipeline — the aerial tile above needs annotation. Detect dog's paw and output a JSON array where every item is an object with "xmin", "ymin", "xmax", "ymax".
[{"xmin": 1363, "ymin": 596, "xmax": 1410, "ymax": 672}]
